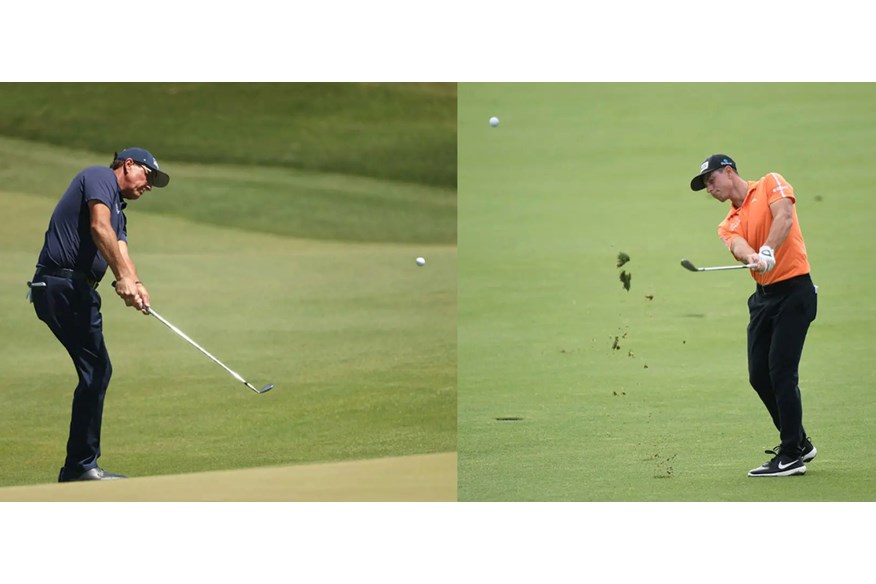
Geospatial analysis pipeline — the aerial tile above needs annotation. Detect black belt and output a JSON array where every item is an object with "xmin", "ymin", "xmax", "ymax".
[
  {"xmin": 34, "ymin": 266, "xmax": 100, "ymax": 289},
  {"xmin": 755, "ymin": 273, "xmax": 811, "ymax": 296}
]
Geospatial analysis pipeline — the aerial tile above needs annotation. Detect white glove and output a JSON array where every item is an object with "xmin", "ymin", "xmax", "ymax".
[{"xmin": 758, "ymin": 245, "xmax": 776, "ymax": 273}]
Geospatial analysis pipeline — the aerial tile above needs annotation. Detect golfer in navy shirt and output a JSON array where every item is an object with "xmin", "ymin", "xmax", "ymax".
[{"xmin": 29, "ymin": 147, "xmax": 169, "ymax": 482}]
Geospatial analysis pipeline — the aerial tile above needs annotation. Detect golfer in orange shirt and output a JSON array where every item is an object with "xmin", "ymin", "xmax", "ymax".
[{"xmin": 691, "ymin": 154, "xmax": 818, "ymax": 477}]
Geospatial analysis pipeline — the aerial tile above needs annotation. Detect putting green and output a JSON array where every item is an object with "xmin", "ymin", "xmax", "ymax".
[{"xmin": 0, "ymin": 452, "xmax": 456, "ymax": 502}]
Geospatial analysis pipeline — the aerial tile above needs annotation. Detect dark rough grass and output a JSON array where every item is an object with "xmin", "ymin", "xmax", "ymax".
[{"xmin": 0, "ymin": 82, "xmax": 457, "ymax": 189}]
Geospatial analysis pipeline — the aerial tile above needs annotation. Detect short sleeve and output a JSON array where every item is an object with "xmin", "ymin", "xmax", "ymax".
[
  {"xmin": 765, "ymin": 172, "xmax": 795, "ymax": 205},
  {"xmin": 82, "ymin": 167, "xmax": 118, "ymax": 209}
]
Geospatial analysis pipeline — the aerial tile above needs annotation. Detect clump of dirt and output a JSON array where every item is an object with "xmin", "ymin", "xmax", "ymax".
[
  {"xmin": 617, "ymin": 252, "xmax": 631, "ymax": 291},
  {"xmin": 611, "ymin": 330, "xmax": 627, "ymax": 351}
]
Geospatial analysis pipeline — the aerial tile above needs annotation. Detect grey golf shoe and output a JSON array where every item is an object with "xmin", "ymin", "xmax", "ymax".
[{"xmin": 58, "ymin": 466, "xmax": 127, "ymax": 482}]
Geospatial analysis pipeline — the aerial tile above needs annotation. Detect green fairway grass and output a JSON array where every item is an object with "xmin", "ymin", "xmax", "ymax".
[
  {"xmin": 0, "ymin": 83, "xmax": 455, "ymax": 491},
  {"xmin": 457, "ymin": 83, "xmax": 876, "ymax": 501}
]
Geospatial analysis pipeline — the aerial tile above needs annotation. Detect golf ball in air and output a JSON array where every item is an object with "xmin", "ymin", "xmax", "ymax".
[
  {"xmin": 489, "ymin": 116, "xmax": 499, "ymax": 127},
  {"xmin": 416, "ymin": 257, "xmax": 426, "ymax": 266}
]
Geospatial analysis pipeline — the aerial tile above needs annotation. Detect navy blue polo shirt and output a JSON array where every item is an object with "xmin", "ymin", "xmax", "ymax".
[{"xmin": 37, "ymin": 166, "xmax": 128, "ymax": 281}]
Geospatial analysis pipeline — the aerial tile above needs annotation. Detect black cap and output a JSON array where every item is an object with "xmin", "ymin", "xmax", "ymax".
[
  {"xmin": 113, "ymin": 147, "xmax": 170, "ymax": 188},
  {"xmin": 690, "ymin": 154, "xmax": 736, "ymax": 191}
]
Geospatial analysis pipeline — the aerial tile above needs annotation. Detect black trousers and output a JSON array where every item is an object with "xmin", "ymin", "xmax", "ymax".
[
  {"xmin": 747, "ymin": 274, "xmax": 817, "ymax": 458},
  {"xmin": 31, "ymin": 274, "xmax": 112, "ymax": 473}
]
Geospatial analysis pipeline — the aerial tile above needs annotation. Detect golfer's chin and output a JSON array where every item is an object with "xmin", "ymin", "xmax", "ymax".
[{"xmin": 121, "ymin": 190, "xmax": 145, "ymax": 201}]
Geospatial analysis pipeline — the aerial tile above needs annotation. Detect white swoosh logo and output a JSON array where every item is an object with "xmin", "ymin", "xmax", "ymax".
[{"xmin": 778, "ymin": 460, "xmax": 798, "ymax": 470}]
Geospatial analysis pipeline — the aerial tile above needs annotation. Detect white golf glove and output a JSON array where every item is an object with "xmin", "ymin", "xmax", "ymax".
[{"xmin": 758, "ymin": 245, "xmax": 776, "ymax": 273}]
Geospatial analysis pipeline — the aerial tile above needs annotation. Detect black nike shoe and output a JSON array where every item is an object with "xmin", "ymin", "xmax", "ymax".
[
  {"xmin": 748, "ymin": 454, "xmax": 806, "ymax": 477},
  {"xmin": 801, "ymin": 437, "xmax": 817, "ymax": 462},
  {"xmin": 765, "ymin": 437, "xmax": 817, "ymax": 463}
]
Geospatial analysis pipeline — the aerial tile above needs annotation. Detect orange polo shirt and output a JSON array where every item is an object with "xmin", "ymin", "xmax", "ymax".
[{"xmin": 717, "ymin": 172, "xmax": 810, "ymax": 286}]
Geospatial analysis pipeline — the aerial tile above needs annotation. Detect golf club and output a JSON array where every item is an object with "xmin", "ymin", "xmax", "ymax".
[
  {"xmin": 113, "ymin": 282, "xmax": 273, "ymax": 394},
  {"xmin": 680, "ymin": 258, "xmax": 758, "ymax": 272},
  {"xmin": 147, "ymin": 307, "xmax": 273, "ymax": 394}
]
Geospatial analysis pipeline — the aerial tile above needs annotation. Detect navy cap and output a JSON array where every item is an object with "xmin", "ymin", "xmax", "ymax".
[
  {"xmin": 113, "ymin": 147, "xmax": 170, "ymax": 188},
  {"xmin": 690, "ymin": 154, "xmax": 736, "ymax": 191}
]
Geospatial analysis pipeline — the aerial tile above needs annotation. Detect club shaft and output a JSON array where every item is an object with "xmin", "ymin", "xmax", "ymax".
[
  {"xmin": 147, "ymin": 307, "xmax": 247, "ymax": 385},
  {"xmin": 698, "ymin": 264, "xmax": 756, "ymax": 271}
]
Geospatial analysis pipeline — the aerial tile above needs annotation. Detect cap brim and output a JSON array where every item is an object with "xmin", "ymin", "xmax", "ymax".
[
  {"xmin": 151, "ymin": 171, "xmax": 170, "ymax": 188},
  {"xmin": 690, "ymin": 173, "xmax": 707, "ymax": 191}
]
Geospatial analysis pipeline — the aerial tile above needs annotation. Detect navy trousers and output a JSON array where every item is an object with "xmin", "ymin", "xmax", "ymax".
[
  {"xmin": 746, "ymin": 274, "xmax": 817, "ymax": 459},
  {"xmin": 31, "ymin": 275, "xmax": 112, "ymax": 473}
]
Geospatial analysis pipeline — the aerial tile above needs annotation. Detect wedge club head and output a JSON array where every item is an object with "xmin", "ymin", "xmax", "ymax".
[
  {"xmin": 680, "ymin": 259, "xmax": 699, "ymax": 272},
  {"xmin": 246, "ymin": 382, "xmax": 274, "ymax": 394}
]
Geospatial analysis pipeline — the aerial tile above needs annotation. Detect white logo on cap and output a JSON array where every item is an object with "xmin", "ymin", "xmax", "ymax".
[
  {"xmin": 151, "ymin": 157, "xmax": 159, "ymax": 169},
  {"xmin": 700, "ymin": 161, "xmax": 709, "ymax": 172}
]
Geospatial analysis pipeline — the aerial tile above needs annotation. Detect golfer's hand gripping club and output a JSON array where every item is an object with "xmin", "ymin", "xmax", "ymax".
[
  {"xmin": 756, "ymin": 245, "xmax": 776, "ymax": 273},
  {"xmin": 112, "ymin": 276, "xmax": 148, "ymax": 313}
]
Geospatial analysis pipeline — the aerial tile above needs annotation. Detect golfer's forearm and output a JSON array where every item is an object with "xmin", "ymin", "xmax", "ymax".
[
  {"xmin": 118, "ymin": 241, "xmax": 142, "ymax": 283},
  {"xmin": 764, "ymin": 213, "xmax": 793, "ymax": 252},
  {"xmin": 90, "ymin": 224, "xmax": 134, "ymax": 280},
  {"xmin": 730, "ymin": 237, "xmax": 756, "ymax": 262}
]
